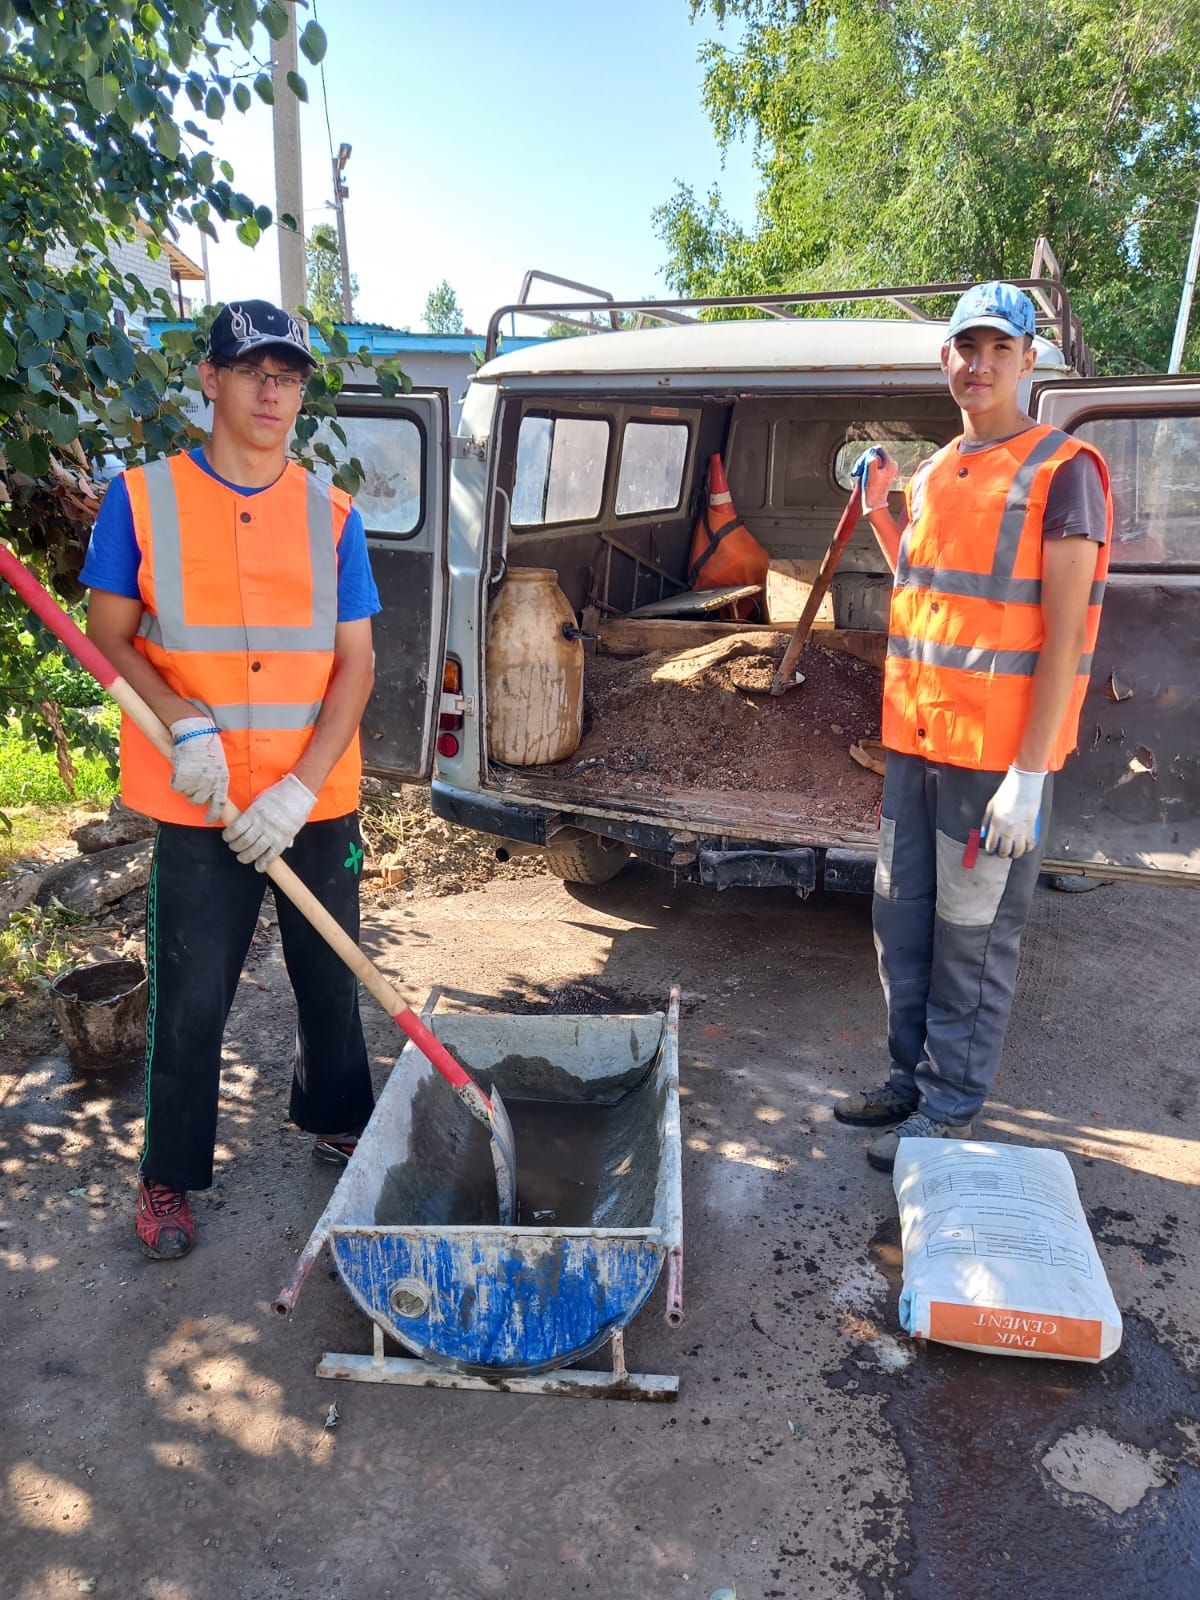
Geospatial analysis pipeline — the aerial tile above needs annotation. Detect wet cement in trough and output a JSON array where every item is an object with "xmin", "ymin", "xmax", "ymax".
[
  {"xmin": 374, "ymin": 1070, "xmax": 663, "ymax": 1231},
  {"xmin": 832, "ymin": 1218, "xmax": 1200, "ymax": 1599}
]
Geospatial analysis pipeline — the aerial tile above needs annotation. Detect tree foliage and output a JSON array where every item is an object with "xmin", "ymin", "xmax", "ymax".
[
  {"xmin": 423, "ymin": 279, "xmax": 464, "ymax": 335},
  {"xmin": 658, "ymin": 0, "xmax": 1200, "ymax": 373},
  {"xmin": 305, "ymin": 220, "xmax": 359, "ymax": 323},
  {"xmin": 0, "ymin": 1, "xmax": 407, "ymax": 775}
]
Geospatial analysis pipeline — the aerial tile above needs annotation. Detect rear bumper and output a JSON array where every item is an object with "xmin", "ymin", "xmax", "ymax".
[{"xmin": 430, "ymin": 780, "xmax": 877, "ymax": 894}]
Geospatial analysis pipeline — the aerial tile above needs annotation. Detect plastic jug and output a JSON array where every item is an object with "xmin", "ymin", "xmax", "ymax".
[{"xmin": 486, "ymin": 568, "xmax": 584, "ymax": 765}]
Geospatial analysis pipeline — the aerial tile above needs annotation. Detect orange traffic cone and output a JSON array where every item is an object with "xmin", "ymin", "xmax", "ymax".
[{"xmin": 688, "ymin": 453, "xmax": 769, "ymax": 618}]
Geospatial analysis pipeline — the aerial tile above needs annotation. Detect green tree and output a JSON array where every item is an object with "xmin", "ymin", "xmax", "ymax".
[
  {"xmin": 306, "ymin": 220, "xmax": 359, "ymax": 323},
  {"xmin": 424, "ymin": 279, "xmax": 464, "ymax": 335},
  {"xmin": 657, "ymin": 0, "xmax": 1200, "ymax": 373},
  {"xmin": 0, "ymin": 1, "xmax": 406, "ymax": 781}
]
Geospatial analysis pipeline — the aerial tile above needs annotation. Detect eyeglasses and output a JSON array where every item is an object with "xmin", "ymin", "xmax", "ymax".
[{"xmin": 219, "ymin": 362, "xmax": 306, "ymax": 394}]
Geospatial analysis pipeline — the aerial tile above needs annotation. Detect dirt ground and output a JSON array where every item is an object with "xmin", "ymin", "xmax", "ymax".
[
  {"xmin": 539, "ymin": 641, "xmax": 884, "ymax": 832},
  {"xmin": 1, "ymin": 857, "xmax": 1198, "ymax": 1599}
]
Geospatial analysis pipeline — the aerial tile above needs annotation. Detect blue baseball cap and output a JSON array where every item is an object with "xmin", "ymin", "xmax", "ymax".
[{"xmin": 946, "ymin": 281, "xmax": 1037, "ymax": 341}]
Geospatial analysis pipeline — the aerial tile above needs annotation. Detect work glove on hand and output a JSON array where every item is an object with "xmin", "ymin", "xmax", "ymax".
[
  {"xmin": 169, "ymin": 715, "xmax": 229, "ymax": 825},
  {"xmin": 981, "ymin": 766, "xmax": 1047, "ymax": 859},
  {"xmin": 222, "ymin": 773, "xmax": 317, "ymax": 872},
  {"xmin": 850, "ymin": 446, "xmax": 899, "ymax": 513}
]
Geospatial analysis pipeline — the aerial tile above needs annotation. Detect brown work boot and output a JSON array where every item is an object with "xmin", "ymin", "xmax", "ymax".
[
  {"xmin": 867, "ymin": 1110, "xmax": 975, "ymax": 1173},
  {"xmin": 834, "ymin": 1082, "xmax": 918, "ymax": 1127},
  {"xmin": 136, "ymin": 1179, "xmax": 195, "ymax": 1260}
]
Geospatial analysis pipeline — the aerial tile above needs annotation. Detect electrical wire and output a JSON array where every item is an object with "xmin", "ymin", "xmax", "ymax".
[{"xmin": 310, "ymin": 0, "xmax": 337, "ymax": 167}]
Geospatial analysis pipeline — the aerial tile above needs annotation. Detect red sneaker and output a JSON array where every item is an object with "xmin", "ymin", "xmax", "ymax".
[
  {"xmin": 136, "ymin": 1179, "xmax": 195, "ymax": 1260},
  {"xmin": 312, "ymin": 1134, "xmax": 358, "ymax": 1167}
]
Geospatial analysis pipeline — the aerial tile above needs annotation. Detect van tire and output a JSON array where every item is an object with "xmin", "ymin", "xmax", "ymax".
[{"xmin": 544, "ymin": 834, "xmax": 631, "ymax": 885}]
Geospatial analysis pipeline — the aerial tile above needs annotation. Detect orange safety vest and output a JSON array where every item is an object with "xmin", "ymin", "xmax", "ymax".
[
  {"xmin": 882, "ymin": 425, "xmax": 1112, "ymax": 773},
  {"xmin": 120, "ymin": 453, "xmax": 362, "ymax": 824}
]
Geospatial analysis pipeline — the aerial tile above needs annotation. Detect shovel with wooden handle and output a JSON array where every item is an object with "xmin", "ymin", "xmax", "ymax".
[
  {"xmin": 768, "ymin": 484, "xmax": 862, "ymax": 696},
  {"xmin": 0, "ymin": 544, "xmax": 518, "ymax": 1249}
]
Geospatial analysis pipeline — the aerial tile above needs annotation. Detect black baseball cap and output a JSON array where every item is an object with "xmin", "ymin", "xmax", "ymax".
[{"xmin": 206, "ymin": 299, "xmax": 316, "ymax": 368}]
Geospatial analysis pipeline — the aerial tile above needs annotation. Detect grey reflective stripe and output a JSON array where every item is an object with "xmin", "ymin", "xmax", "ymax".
[
  {"xmin": 136, "ymin": 458, "xmax": 339, "ymax": 654},
  {"xmin": 887, "ymin": 635, "xmax": 1093, "ymax": 677},
  {"xmin": 900, "ymin": 567, "xmax": 1044, "ymax": 604},
  {"xmin": 209, "ymin": 702, "xmax": 322, "ymax": 732},
  {"xmin": 142, "ymin": 459, "xmax": 185, "ymax": 647},
  {"xmin": 137, "ymin": 614, "xmax": 336, "ymax": 652},
  {"xmin": 992, "ymin": 428, "xmax": 1071, "ymax": 578},
  {"xmin": 896, "ymin": 568, "xmax": 1106, "ymax": 608}
]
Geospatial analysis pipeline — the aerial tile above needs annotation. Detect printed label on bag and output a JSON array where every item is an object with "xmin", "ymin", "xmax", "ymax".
[{"xmin": 928, "ymin": 1301, "xmax": 1103, "ymax": 1359}]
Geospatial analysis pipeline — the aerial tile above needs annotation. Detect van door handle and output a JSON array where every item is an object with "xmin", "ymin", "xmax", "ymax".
[{"xmin": 489, "ymin": 486, "xmax": 511, "ymax": 587}]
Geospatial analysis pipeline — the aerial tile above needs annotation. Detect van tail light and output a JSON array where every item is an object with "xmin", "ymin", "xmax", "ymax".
[{"xmin": 439, "ymin": 656, "xmax": 463, "ymax": 732}]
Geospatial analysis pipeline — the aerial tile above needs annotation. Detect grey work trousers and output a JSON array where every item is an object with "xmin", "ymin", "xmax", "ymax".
[{"xmin": 873, "ymin": 752, "xmax": 1052, "ymax": 1125}]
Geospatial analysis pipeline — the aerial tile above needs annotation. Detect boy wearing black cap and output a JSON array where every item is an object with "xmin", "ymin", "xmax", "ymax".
[
  {"xmin": 836, "ymin": 282, "xmax": 1112, "ymax": 1171},
  {"xmin": 82, "ymin": 301, "xmax": 380, "ymax": 1259}
]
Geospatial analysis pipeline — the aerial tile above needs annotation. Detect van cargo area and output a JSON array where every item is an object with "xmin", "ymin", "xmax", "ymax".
[{"xmin": 483, "ymin": 390, "xmax": 961, "ymax": 846}]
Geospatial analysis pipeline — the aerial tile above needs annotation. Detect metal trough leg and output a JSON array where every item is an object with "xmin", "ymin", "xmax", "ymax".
[{"xmin": 316, "ymin": 1326, "xmax": 678, "ymax": 1402}]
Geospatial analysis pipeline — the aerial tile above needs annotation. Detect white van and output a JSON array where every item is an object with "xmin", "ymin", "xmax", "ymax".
[{"xmin": 337, "ymin": 265, "xmax": 1199, "ymax": 894}]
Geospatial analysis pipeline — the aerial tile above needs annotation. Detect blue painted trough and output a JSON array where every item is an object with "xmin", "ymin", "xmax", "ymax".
[{"xmin": 280, "ymin": 990, "xmax": 683, "ymax": 1400}]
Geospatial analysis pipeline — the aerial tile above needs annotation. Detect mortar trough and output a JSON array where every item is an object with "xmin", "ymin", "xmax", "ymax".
[
  {"xmin": 282, "ymin": 990, "xmax": 683, "ymax": 1399},
  {"xmin": 51, "ymin": 959, "xmax": 147, "ymax": 1070}
]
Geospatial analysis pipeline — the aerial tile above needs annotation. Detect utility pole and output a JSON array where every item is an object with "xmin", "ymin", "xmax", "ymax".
[
  {"xmin": 270, "ymin": 1, "xmax": 305, "ymax": 315},
  {"xmin": 1168, "ymin": 194, "xmax": 1200, "ymax": 374},
  {"xmin": 332, "ymin": 142, "xmax": 354, "ymax": 321}
]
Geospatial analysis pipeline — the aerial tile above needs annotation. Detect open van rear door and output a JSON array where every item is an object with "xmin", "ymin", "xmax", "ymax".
[
  {"xmin": 325, "ymin": 390, "xmax": 449, "ymax": 781},
  {"xmin": 1034, "ymin": 377, "xmax": 1200, "ymax": 886}
]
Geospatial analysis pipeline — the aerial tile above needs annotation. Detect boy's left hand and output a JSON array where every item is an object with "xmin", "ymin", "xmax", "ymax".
[
  {"xmin": 223, "ymin": 773, "xmax": 318, "ymax": 871},
  {"xmin": 982, "ymin": 766, "xmax": 1046, "ymax": 859}
]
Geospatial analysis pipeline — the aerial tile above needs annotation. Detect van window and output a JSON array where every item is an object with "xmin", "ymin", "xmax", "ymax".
[
  {"xmin": 616, "ymin": 421, "xmax": 688, "ymax": 516},
  {"xmin": 512, "ymin": 415, "xmax": 610, "ymax": 527},
  {"xmin": 1074, "ymin": 414, "xmax": 1200, "ymax": 566},
  {"xmin": 310, "ymin": 413, "xmax": 423, "ymax": 538},
  {"xmin": 832, "ymin": 431, "xmax": 939, "ymax": 493}
]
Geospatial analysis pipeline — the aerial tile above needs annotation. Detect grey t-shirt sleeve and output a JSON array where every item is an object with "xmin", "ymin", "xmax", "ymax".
[{"xmin": 1042, "ymin": 453, "xmax": 1108, "ymax": 543}]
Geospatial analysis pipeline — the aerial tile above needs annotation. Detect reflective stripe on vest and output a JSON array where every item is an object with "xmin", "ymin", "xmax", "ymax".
[
  {"xmin": 883, "ymin": 426, "xmax": 1113, "ymax": 774},
  {"xmin": 118, "ymin": 453, "xmax": 361, "ymax": 823},
  {"xmin": 136, "ymin": 459, "xmax": 337, "ymax": 654}
]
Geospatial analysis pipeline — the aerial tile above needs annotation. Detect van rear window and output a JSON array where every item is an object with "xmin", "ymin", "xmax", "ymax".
[
  {"xmin": 832, "ymin": 431, "xmax": 939, "ymax": 493},
  {"xmin": 1074, "ymin": 415, "xmax": 1200, "ymax": 566},
  {"xmin": 512, "ymin": 415, "xmax": 610, "ymax": 527},
  {"xmin": 616, "ymin": 422, "xmax": 688, "ymax": 516}
]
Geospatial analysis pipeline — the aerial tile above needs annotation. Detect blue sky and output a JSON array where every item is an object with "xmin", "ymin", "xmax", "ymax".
[{"xmin": 181, "ymin": 0, "xmax": 761, "ymax": 332}]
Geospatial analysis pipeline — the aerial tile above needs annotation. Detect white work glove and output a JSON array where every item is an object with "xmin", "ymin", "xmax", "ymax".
[
  {"xmin": 981, "ymin": 766, "xmax": 1047, "ymax": 859},
  {"xmin": 222, "ymin": 773, "xmax": 317, "ymax": 871},
  {"xmin": 851, "ymin": 446, "xmax": 899, "ymax": 513},
  {"xmin": 169, "ymin": 715, "xmax": 229, "ymax": 825}
]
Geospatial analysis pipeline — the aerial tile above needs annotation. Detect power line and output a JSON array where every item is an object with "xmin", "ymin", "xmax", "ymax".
[{"xmin": 311, "ymin": 0, "xmax": 336, "ymax": 165}]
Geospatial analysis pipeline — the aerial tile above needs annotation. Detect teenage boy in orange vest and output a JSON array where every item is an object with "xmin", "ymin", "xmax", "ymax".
[
  {"xmin": 83, "ymin": 301, "xmax": 380, "ymax": 1259},
  {"xmin": 835, "ymin": 282, "xmax": 1112, "ymax": 1172}
]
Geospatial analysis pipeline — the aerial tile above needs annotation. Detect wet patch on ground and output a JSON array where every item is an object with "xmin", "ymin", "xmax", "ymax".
[{"xmin": 825, "ymin": 1218, "xmax": 1200, "ymax": 1599}]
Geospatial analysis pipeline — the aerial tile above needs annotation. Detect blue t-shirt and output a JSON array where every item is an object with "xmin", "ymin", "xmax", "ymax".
[{"xmin": 80, "ymin": 447, "xmax": 381, "ymax": 621}]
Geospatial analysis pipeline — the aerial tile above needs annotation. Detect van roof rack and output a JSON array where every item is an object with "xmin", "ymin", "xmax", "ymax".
[{"xmin": 487, "ymin": 241, "xmax": 1095, "ymax": 376}]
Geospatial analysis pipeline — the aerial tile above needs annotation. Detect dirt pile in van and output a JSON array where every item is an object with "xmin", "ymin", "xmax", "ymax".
[{"xmin": 547, "ymin": 637, "xmax": 885, "ymax": 830}]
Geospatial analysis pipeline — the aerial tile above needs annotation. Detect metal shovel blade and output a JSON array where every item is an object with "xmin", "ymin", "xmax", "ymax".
[{"xmin": 489, "ymin": 1086, "xmax": 518, "ymax": 1225}]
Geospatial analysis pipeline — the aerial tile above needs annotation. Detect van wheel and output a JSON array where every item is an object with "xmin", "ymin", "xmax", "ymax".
[{"xmin": 544, "ymin": 835, "xmax": 631, "ymax": 885}]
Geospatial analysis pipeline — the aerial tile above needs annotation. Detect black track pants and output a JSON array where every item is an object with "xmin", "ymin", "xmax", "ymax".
[{"xmin": 140, "ymin": 814, "xmax": 375, "ymax": 1191}]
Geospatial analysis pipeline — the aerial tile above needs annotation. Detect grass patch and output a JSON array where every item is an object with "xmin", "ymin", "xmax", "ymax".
[
  {"xmin": 0, "ymin": 722, "xmax": 118, "ymax": 809},
  {"xmin": 0, "ymin": 902, "xmax": 90, "ymax": 1003}
]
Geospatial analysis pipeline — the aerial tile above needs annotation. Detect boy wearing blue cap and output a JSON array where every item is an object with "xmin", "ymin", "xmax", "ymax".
[{"xmin": 836, "ymin": 282, "xmax": 1112, "ymax": 1170}]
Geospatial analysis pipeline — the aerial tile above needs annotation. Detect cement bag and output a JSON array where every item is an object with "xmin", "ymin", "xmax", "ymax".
[{"xmin": 893, "ymin": 1140, "xmax": 1122, "ymax": 1363}]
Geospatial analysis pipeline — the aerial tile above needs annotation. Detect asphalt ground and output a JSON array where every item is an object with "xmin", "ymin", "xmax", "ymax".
[{"xmin": 1, "ymin": 864, "xmax": 1197, "ymax": 1598}]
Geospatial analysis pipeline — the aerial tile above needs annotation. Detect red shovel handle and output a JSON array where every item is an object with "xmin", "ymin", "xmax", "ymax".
[
  {"xmin": 0, "ymin": 546, "xmax": 118, "ymax": 689},
  {"xmin": 0, "ymin": 540, "xmax": 495, "ymax": 1118}
]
